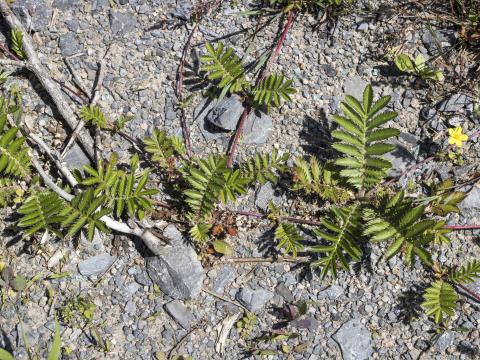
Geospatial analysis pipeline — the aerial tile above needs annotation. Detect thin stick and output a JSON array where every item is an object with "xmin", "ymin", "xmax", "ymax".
[
  {"xmin": 64, "ymin": 57, "xmax": 91, "ymax": 99},
  {"xmin": 226, "ymin": 11, "xmax": 296, "ymax": 167},
  {"xmin": 215, "ymin": 255, "xmax": 309, "ymax": 265},
  {"xmin": 202, "ymin": 287, "xmax": 249, "ymax": 312},
  {"xmin": 176, "ymin": 23, "xmax": 198, "ymax": 157},
  {"xmin": 61, "ymin": 46, "xmax": 111, "ymax": 158},
  {"xmin": 0, "ymin": 0, "xmax": 95, "ymax": 159}
]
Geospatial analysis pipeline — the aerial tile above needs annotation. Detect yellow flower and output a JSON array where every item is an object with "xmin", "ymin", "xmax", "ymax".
[{"xmin": 448, "ymin": 127, "xmax": 468, "ymax": 148}]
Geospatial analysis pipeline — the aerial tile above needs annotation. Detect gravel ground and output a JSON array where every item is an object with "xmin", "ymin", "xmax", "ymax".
[{"xmin": 1, "ymin": 0, "xmax": 480, "ymax": 359}]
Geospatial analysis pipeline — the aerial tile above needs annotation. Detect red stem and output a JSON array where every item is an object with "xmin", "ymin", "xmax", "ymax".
[
  {"xmin": 443, "ymin": 225, "xmax": 480, "ymax": 230},
  {"xmin": 226, "ymin": 11, "xmax": 296, "ymax": 168},
  {"xmin": 0, "ymin": 42, "xmax": 20, "ymax": 61},
  {"xmin": 456, "ymin": 283, "xmax": 480, "ymax": 302},
  {"xmin": 176, "ymin": 23, "xmax": 198, "ymax": 158}
]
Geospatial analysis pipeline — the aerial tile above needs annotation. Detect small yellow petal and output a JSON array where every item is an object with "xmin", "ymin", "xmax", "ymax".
[
  {"xmin": 460, "ymin": 134, "xmax": 469, "ymax": 141},
  {"xmin": 448, "ymin": 138, "xmax": 456, "ymax": 145},
  {"xmin": 448, "ymin": 128, "xmax": 455, "ymax": 135}
]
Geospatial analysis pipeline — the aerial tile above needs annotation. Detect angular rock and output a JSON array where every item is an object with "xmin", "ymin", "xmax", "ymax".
[
  {"xmin": 12, "ymin": 0, "xmax": 52, "ymax": 32},
  {"xmin": 274, "ymin": 282, "xmax": 294, "ymax": 303},
  {"xmin": 243, "ymin": 110, "xmax": 273, "ymax": 144},
  {"xmin": 92, "ymin": 0, "xmax": 110, "ymax": 11},
  {"xmin": 343, "ymin": 76, "xmax": 368, "ymax": 100},
  {"xmin": 459, "ymin": 185, "xmax": 480, "ymax": 217},
  {"xmin": 110, "ymin": 11, "xmax": 138, "ymax": 36},
  {"xmin": 210, "ymin": 266, "xmax": 236, "ymax": 294},
  {"xmin": 194, "ymin": 98, "xmax": 226, "ymax": 140},
  {"xmin": 63, "ymin": 144, "xmax": 90, "ymax": 170},
  {"xmin": 437, "ymin": 93, "xmax": 471, "ymax": 112},
  {"xmin": 206, "ymin": 95, "xmax": 244, "ymax": 131},
  {"xmin": 170, "ymin": 0, "xmax": 193, "ymax": 21},
  {"xmin": 435, "ymin": 331, "xmax": 457, "ymax": 352},
  {"xmin": 59, "ymin": 33, "xmax": 81, "ymax": 57},
  {"xmin": 53, "ymin": 0, "xmax": 77, "ymax": 9},
  {"xmin": 165, "ymin": 300, "xmax": 195, "ymax": 330},
  {"xmin": 318, "ymin": 285, "xmax": 343, "ymax": 300},
  {"xmin": 383, "ymin": 143, "xmax": 415, "ymax": 177},
  {"xmin": 78, "ymin": 254, "xmax": 116, "ymax": 277},
  {"xmin": 422, "ymin": 30, "xmax": 455, "ymax": 54},
  {"xmin": 146, "ymin": 225, "xmax": 204, "ymax": 299},
  {"xmin": 333, "ymin": 318, "xmax": 373, "ymax": 360},
  {"xmin": 236, "ymin": 287, "xmax": 273, "ymax": 313},
  {"xmin": 255, "ymin": 182, "xmax": 280, "ymax": 211}
]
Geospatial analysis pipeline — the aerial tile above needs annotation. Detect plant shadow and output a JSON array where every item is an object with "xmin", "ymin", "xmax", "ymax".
[{"xmin": 393, "ymin": 283, "xmax": 428, "ymax": 324}]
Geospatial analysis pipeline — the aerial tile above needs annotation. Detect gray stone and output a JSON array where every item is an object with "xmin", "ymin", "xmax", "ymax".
[
  {"xmin": 206, "ymin": 95, "xmax": 244, "ymax": 131},
  {"xmin": 459, "ymin": 185, "xmax": 480, "ymax": 215},
  {"xmin": 274, "ymin": 282, "xmax": 294, "ymax": 303},
  {"xmin": 333, "ymin": 318, "xmax": 373, "ymax": 360},
  {"xmin": 357, "ymin": 23, "xmax": 369, "ymax": 31},
  {"xmin": 318, "ymin": 285, "xmax": 343, "ymax": 300},
  {"xmin": 171, "ymin": 1, "xmax": 193, "ymax": 21},
  {"xmin": 323, "ymin": 64, "xmax": 337, "ymax": 77},
  {"xmin": 420, "ymin": 106, "xmax": 437, "ymax": 120},
  {"xmin": 236, "ymin": 287, "xmax": 273, "ymax": 312},
  {"xmin": 124, "ymin": 282, "xmax": 140, "ymax": 295},
  {"xmin": 64, "ymin": 144, "xmax": 90, "ymax": 170},
  {"xmin": 110, "ymin": 11, "xmax": 138, "ymax": 36},
  {"xmin": 165, "ymin": 300, "xmax": 195, "ymax": 330},
  {"xmin": 12, "ymin": 0, "xmax": 52, "ymax": 32},
  {"xmin": 243, "ymin": 110, "xmax": 273, "ymax": 144},
  {"xmin": 59, "ymin": 33, "xmax": 81, "ymax": 57},
  {"xmin": 437, "ymin": 93, "xmax": 471, "ymax": 112},
  {"xmin": 17, "ymin": 323, "xmax": 38, "ymax": 347},
  {"xmin": 422, "ymin": 30, "xmax": 455, "ymax": 54},
  {"xmin": 255, "ymin": 182, "xmax": 280, "ymax": 211},
  {"xmin": 211, "ymin": 266, "xmax": 236, "ymax": 294},
  {"xmin": 53, "ymin": 0, "xmax": 77, "ymax": 9},
  {"xmin": 134, "ymin": 271, "xmax": 152, "ymax": 286},
  {"xmin": 78, "ymin": 254, "xmax": 116, "ymax": 277},
  {"xmin": 435, "ymin": 331, "xmax": 457, "ymax": 352},
  {"xmin": 146, "ymin": 225, "xmax": 204, "ymax": 299},
  {"xmin": 383, "ymin": 143, "xmax": 416, "ymax": 177},
  {"xmin": 343, "ymin": 76, "xmax": 368, "ymax": 100},
  {"xmin": 92, "ymin": 0, "xmax": 110, "ymax": 11}
]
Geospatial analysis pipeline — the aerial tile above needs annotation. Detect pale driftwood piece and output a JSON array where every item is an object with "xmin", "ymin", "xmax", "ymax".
[
  {"xmin": 28, "ymin": 137, "xmax": 169, "ymax": 257},
  {"xmin": 0, "ymin": 0, "xmax": 95, "ymax": 159}
]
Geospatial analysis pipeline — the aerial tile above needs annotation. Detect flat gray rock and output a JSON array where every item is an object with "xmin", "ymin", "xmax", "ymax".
[
  {"xmin": 383, "ymin": 143, "xmax": 416, "ymax": 178},
  {"xmin": 343, "ymin": 76, "xmax": 368, "ymax": 100},
  {"xmin": 210, "ymin": 266, "xmax": 236, "ymax": 294},
  {"xmin": 12, "ymin": 0, "xmax": 52, "ymax": 32},
  {"xmin": 459, "ymin": 185, "xmax": 480, "ymax": 220},
  {"xmin": 437, "ymin": 93, "xmax": 471, "ymax": 112},
  {"xmin": 78, "ymin": 254, "xmax": 116, "ymax": 277},
  {"xmin": 146, "ymin": 225, "xmax": 204, "ymax": 299},
  {"xmin": 63, "ymin": 144, "xmax": 90, "ymax": 170},
  {"xmin": 236, "ymin": 287, "xmax": 273, "ymax": 313},
  {"xmin": 110, "ymin": 11, "xmax": 138, "ymax": 36},
  {"xmin": 59, "ymin": 33, "xmax": 81, "ymax": 57},
  {"xmin": 333, "ymin": 318, "xmax": 373, "ymax": 360},
  {"xmin": 435, "ymin": 331, "xmax": 457, "ymax": 352},
  {"xmin": 243, "ymin": 110, "xmax": 273, "ymax": 144},
  {"xmin": 165, "ymin": 300, "xmax": 195, "ymax": 330},
  {"xmin": 206, "ymin": 95, "xmax": 244, "ymax": 131},
  {"xmin": 53, "ymin": 0, "xmax": 77, "ymax": 9},
  {"xmin": 255, "ymin": 182, "xmax": 280, "ymax": 211}
]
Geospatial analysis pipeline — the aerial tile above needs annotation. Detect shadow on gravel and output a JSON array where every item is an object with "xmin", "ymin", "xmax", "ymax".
[
  {"xmin": 394, "ymin": 283, "xmax": 429, "ymax": 324},
  {"xmin": 0, "ymin": 329, "xmax": 13, "ymax": 354},
  {"xmin": 298, "ymin": 111, "xmax": 336, "ymax": 160}
]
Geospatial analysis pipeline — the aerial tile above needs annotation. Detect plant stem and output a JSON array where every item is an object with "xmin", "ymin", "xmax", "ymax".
[
  {"xmin": 226, "ymin": 10, "xmax": 295, "ymax": 167},
  {"xmin": 176, "ymin": 23, "xmax": 198, "ymax": 158},
  {"xmin": 456, "ymin": 283, "xmax": 480, "ymax": 302},
  {"xmin": 443, "ymin": 225, "xmax": 480, "ymax": 230}
]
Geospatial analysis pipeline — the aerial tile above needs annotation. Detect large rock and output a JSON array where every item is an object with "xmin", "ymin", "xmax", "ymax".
[
  {"xmin": 236, "ymin": 287, "xmax": 273, "ymax": 313},
  {"xmin": 206, "ymin": 95, "xmax": 244, "ymax": 131},
  {"xmin": 59, "ymin": 33, "xmax": 81, "ymax": 57},
  {"xmin": 146, "ymin": 225, "xmax": 204, "ymax": 299},
  {"xmin": 343, "ymin": 76, "xmax": 368, "ymax": 100},
  {"xmin": 78, "ymin": 253, "xmax": 116, "ymax": 277},
  {"xmin": 165, "ymin": 300, "xmax": 195, "ymax": 330},
  {"xmin": 383, "ymin": 143, "xmax": 415, "ymax": 178},
  {"xmin": 437, "ymin": 93, "xmax": 472, "ymax": 112},
  {"xmin": 63, "ymin": 144, "xmax": 90, "ymax": 170},
  {"xmin": 12, "ymin": 0, "xmax": 52, "ymax": 32},
  {"xmin": 110, "ymin": 11, "xmax": 138, "ymax": 36},
  {"xmin": 333, "ymin": 318, "xmax": 373, "ymax": 360},
  {"xmin": 243, "ymin": 110, "xmax": 273, "ymax": 144},
  {"xmin": 459, "ymin": 185, "xmax": 480, "ymax": 221}
]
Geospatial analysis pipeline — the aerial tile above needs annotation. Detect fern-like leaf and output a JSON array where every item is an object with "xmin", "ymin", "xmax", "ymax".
[
  {"xmin": 241, "ymin": 149, "xmax": 289, "ymax": 185},
  {"xmin": 0, "ymin": 114, "xmax": 30, "ymax": 178},
  {"xmin": 449, "ymin": 260, "xmax": 480, "ymax": 284},
  {"xmin": 311, "ymin": 204, "xmax": 362, "ymax": 278},
  {"xmin": 332, "ymin": 85, "xmax": 399, "ymax": 190},
  {"xmin": 200, "ymin": 42, "xmax": 248, "ymax": 98},
  {"xmin": 363, "ymin": 190, "xmax": 438, "ymax": 267},
  {"xmin": 11, "ymin": 28, "xmax": 26, "ymax": 60},
  {"xmin": 80, "ymin": 153, "xmax": 157, "ymax": 220},
  {"xmin": 292, "ymin": 157, "xmax": 351, "ymax": 202},
  {"xmin": 144, "ymin": 129, "xmax": 185, "ymax": 167},
  {"xmin": 252, "ymin": 73, "xmax": 296, "ymax": 110},
  {"xmin": 422, "ymin": 280, "xmax": 457, "ymax": 324},
  {"xmin": 17, "ymin": 191, "xmax": 65, "ymax": 237},
  {"xmin": 0, "ymin": 177, "xmax": 22, "ymax": 208},
  {"xmin": 189, "ymin": 223, "xmax": 212, "ymax": 242},
  {"xmin": 59, "ymin": 189, "xmax": 110, "ymax": 241},
  {"xmin": 275, "ymin": 223, "xmax": 303, "ymax": 257},
  {"xmin": 429, "ymin": 179, "xmax": 466, "ymax": 216},
  {"xmin": 79, "ymin": 105, "xmax": 108, "ymax": 129}
]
